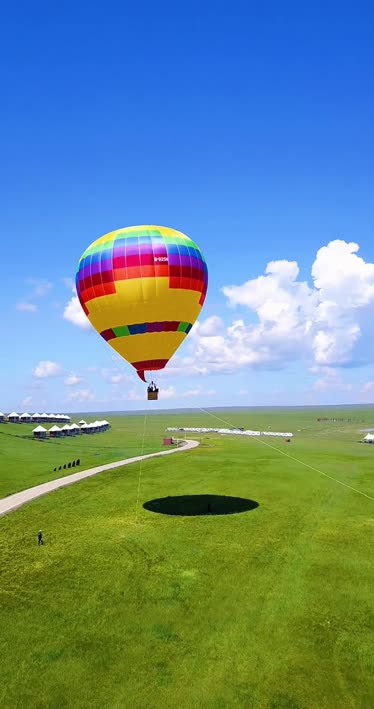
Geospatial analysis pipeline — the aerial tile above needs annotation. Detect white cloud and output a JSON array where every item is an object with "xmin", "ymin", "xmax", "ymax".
[
  {"xmin": 110, "ymin": 374, "xmax": 126, "ymax": 384},
  {"xmin": 66, "ymin": 388, "xmax": 95, "ymax": 402},
  {"xmin": 28, "ymin": 279, "xmax": 53, "ymax": 297},
  {"xmin": 121, "ymin": 388, "xmax": 146, "ymax": 401},
  {"xmin": 182, "ymin": 387, "xmax": 216, "ymax": 398},
  {"xmin": 63, "ymin": 291, "xmax": 91, "ymax": 330},
  {"xmin": 160, "ymin": 385, "xmax": 178, "ymax": 400},
  {"xmin": 63, "ymin": 277, "xmax": 75, "ymax": 290},
  {"xmin": 197, "ymin": 316, "xmax": 225, "ymax": 337},
  {"xmin": 33, "ymin": 361, "xmax": 62, "ymax": 379},
  {"xmin": 22, "ymin": 396, "xmax": 33, "ymax": 408},
  {"xmin": 99, "ymin": 368, "xmax": 130, "ymax": 385},
  {"xmin": 190, "ymin": 239, "xmax": 374, "ymax": 375},
  {"xmin": 16, "ymin": 301, "xmax": 38, "ymax": 313},
  {"xmin": 65, "ymin": 374, "xmax": 82, "ymax": 386}
]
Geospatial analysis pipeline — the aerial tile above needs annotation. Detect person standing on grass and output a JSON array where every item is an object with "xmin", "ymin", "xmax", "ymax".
[{"xmin": 37, "ymin": 530, "xmax": 44, "ymax": 546}]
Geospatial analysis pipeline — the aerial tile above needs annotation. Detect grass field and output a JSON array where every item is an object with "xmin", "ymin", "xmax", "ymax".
[
  {"xmin": 0, "ymin": 407, "xmax": 373, "ymax": 708},
  {"xmin": 0, "ymin": 417, "xmax": 164, "ymax": 498}
]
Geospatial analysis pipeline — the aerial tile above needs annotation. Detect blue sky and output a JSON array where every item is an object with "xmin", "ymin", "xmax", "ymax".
[{"xmin": 1, "ymin": 1, "xmax": 374, "ymax": 413}]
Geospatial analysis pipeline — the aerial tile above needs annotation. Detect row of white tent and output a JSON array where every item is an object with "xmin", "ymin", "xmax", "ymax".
[
  {"xmin": 167, "ymin": 427, "xmax": 294, "ymax": 437},
  {"xmin": 33, "ymin": 420, "xmax": 110, "ymax": 438},
  {"xmin": 0, "ymin": 412, "xmax": 71, "ymax": 423}
]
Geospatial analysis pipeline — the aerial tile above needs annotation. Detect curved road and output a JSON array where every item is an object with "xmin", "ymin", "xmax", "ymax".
[{"xmin": 0, "ymin": 439, "xmax": 199, "ymax": 518}]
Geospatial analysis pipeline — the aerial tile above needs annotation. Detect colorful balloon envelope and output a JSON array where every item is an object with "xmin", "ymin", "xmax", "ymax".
[{"xmin": 76, "ymin": 225, "xmax": 208, "ymax": 382}]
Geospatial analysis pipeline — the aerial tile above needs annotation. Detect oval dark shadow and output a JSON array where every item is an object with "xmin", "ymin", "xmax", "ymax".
[{"xmin": 143, "ymin": 494, "xmax": 259, "ymax": 517}]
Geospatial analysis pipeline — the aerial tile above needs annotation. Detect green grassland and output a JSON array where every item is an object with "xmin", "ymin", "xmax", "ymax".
[
  {"xmin": 0, "ymin": 417, "xmax": 163, "ymax": 498},
  {"xmin": 0, "ymin": 407, "xmax": 373, "ymax": 708}
]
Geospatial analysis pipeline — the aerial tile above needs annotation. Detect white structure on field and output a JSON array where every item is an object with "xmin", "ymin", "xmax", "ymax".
[
  {"xmin": 20, "ymin": 412, "xmax": 32, "ymax": 423},
  {"xmin": 8, "ymin": 412, "xmax": 19, "ymax": 423},
  {"xmin": 167, "ymin": 426, "xmax": 294, "ymax": 438},
  {"xmin": 32, "ymin": 425, "xmax": 48, "ymax": 439},
  {"xmin": 49, "ymin": 425, "xmax": 63, "ymax": 438}
]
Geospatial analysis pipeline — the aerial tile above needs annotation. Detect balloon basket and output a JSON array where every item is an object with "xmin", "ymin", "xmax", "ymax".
[{"xmin": 147, "ymin": 391, "xmax": 159, "ymax": 401}]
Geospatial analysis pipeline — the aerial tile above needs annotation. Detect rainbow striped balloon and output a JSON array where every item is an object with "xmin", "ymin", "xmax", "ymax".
[{"xmin": 76, "ymin": 225, "xmax": 208, "ymax": 381}]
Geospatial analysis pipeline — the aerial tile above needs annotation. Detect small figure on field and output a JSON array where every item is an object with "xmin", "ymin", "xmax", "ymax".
[{"xmin": 37, "ymin": 530, "xmax": 44, "ymax": 546}]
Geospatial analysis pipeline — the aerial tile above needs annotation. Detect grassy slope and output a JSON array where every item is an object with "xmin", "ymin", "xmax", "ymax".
[
  {"xmin": 0, "ymin": 408, "xmax": 373, "ymax": 708},
  {"xmin": 0, "ymin": 417, "xmax": 163, "ymax": 498}
]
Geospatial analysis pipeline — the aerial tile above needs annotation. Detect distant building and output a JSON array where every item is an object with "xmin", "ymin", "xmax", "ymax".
[
  {"xmin": 8, "ymin": 412, "xmax": 19, "ymax": 423},
  {"xmin": 32, "ymin": 425, "xmax": 48, "ymax": 439},
  {"xmin": 19, "ymin": 412, "xmax": 32, "ymax": 423},
  {"xmin": 48, "ymin": 425, "xmax": 63, "ymax": 438}
]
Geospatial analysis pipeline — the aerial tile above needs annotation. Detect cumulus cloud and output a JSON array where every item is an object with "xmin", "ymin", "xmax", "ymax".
[
  {"xmin": 61, "ymin": 238, "xmax": 374, "ymax": 378},
  {"xmin": 99, "ymin": 368, "xmax": 130, "ymax": 385},
  {"xmin": 160, "ymin": 385, "xmax": 178, "ymax": 400},
  {"xmin": 28, "ymin": 279, "xmax": 53, "ymax": 297},
  {"xmin": 197, "ymin": 316, "xmax": 225, "ymax": 337},
  {"xmin": 110, "ymin": 374, "xmax": 126, "ymax": 384},
  {"xmin": 312, "ymin": 373, "xmax": 352, "ymax": 393},
  {"xmin": 66, "ymin": 388, "xmax": 95, "ymax": 402},
  {"xmin": 361, "ymin": 381, "xmax": 374, "ymax": 394},
  {"xmin": 191, "ymin": 239, "xmax": 374, "ymax": 374},
  {"xmin": 63, "ymin": 277, "xmax": 75, "ymax": 290},
  {"xmin": 65, "ymin": 374, "xmax": 82, "ymax": 386},
  {"xmin": 182, "ymin": 387, "xmax": 216, "ymax": 398},
  {"xmin": 33, "ymin": 361, "xmax": 62, "ymax": 379},
  {"xmin": 16, "ymin": 301, "xmax": 37, "ymax": 313},
  {"xmin": 63, "ymin": 291, "xmax": 91, "ymax": 330}
]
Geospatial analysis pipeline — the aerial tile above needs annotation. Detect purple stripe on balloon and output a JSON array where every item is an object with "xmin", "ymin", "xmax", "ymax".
[
  {"xmin": 168, "ymin": 254, "xmax": 181, "ymax": 266},
  {"xmin": 151, "ymin": 244, "xmax": 168, "ymax": 254},
  {"xmin": 79, "ymin": 265, "xmax": 92, "ymax": 281},
  {"xmin": 125, "ymin": 245, "xmax": 140, "ymax": 257},
  {"xmin": 90, "ymin": 261, "xmax": 102, "ymax": 276},
  {"xmin": 190, "ymin": 256, "xmax": 203, "ymax": 270},
  {"xmin": 100, "ymin": 258, "xmax": 113, "ymax": 272},
  {"xmin": 147, "ymin": 322, "xmax": 165, "ymax": 333},
  {"xmin": 168, "ymin": 254, "xmax": 191, "ymax": 267}
]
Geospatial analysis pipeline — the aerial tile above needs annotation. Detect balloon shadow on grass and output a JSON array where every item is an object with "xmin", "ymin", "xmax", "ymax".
[{"xmin": 143, "ymin": 494, "xmax": 259, "ymax": 517}]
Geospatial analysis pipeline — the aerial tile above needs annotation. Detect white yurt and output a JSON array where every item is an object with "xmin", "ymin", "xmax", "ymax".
[
  {"xmin": 61, "ymin": 424, "xmax": 72, "ymax": 436},
  {"xmin": 32, "ymin": 425, "xmax": 48, "ymax": 439},
  {"xmin": 20, "ymin": 412, "xmax": 32, "ymax": 423},
  {"xmin": 49, "ymin": 425, "xmax": 63, "ymax": 438},
  {"xmin": 8, "ymin": 412, "xmax": 19, "ymax": 423}
]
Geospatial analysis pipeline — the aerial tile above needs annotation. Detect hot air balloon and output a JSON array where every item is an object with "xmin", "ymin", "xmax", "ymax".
[{"xmin": 76, "ymin": 225, "xmax": 208, "ymax": 398}]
